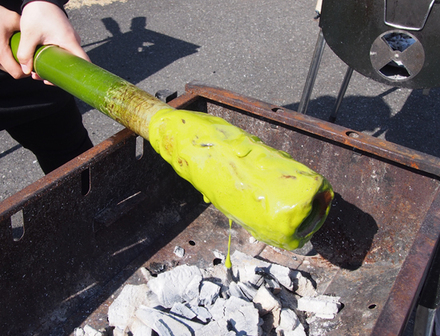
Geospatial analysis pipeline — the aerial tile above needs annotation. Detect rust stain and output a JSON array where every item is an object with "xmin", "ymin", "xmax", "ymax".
[
  {"xmin": 177, "ymin": 157, "xmax": 188, "ymax": 167},
  {"xmin": 281, "ymin": 175, "xmax": 297, "ymax": 179},
  {"xmin": 163, "ymin": 135, "xmax": 174, "ymax": 156}
]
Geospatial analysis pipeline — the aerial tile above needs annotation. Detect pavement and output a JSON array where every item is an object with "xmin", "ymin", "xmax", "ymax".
[
  {"xmin": 0, "ymin": 0, "xmax": 439, "ymax": 203},
  {"xmin": 1, "ymin": 0, "xmax": 438, "ymax": 333}
]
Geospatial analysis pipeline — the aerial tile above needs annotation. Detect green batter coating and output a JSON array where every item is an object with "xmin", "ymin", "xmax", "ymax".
[{"xmin": 149, "ymin": 109, "xmax": 334, "ymax": 250}]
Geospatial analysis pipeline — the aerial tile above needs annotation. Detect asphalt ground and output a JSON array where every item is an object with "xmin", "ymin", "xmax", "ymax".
[
  {"xmin": 0, "ymin": 0, "xmax": 439, "ymax": 203},
  {"xmin": 0, "ymin": 0, "xmax": 438, "ymax": 333}
]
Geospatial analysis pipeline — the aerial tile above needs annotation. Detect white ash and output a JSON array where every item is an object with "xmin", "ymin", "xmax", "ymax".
[{"xmin": 106, "ymin": 251, "xmax": 343, "ymax": 335}]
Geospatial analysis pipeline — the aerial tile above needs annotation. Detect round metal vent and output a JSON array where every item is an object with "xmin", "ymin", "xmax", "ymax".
[
  {"xmin": 320, "ymin": 0, "xmax": 440, "ymax": 89},
  {"xmin": 370, "ymin": 31, "xmax": 425, "ymax": 82}
]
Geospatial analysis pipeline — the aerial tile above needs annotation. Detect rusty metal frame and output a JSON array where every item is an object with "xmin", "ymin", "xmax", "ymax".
[
  {"xmin": 183, "ymin": 82, "xmax": 440, "ymax": 335},
  {"xmin": 1, "ymin": 82, "xmax": 440, "ymax": 335}
]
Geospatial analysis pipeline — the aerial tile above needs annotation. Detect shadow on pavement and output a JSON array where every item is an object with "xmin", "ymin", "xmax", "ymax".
[
  {"xmin": 77, "ymin": 16, "xmax": 200, "ymax": 111},
  {"xmin": 284, "ymin": 87, "xmax": 440, "ymax": 158}
]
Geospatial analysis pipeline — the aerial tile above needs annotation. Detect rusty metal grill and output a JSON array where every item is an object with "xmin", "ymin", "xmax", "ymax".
[{"xmin": 1, "ymin": 83, "xmax": 440, "ymax": 335}]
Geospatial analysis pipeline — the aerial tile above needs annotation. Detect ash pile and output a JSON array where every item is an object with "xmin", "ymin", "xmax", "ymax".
[{"xmin": 75, "ymin": 251, "xmax": 342, "ymax": 336}]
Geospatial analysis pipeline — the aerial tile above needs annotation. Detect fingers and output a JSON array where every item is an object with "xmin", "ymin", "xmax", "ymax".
[
  {"xmin": 56, "ymin": 31, "xmax": 91, "ymax": 62},
  {"xmin": 0, "ymin": 5, "xmax": 26, "ymax": 78},
  {"xmin": 18, "ymin": 1, "xmax": 91, "ymax": 78},
  {"xmin": 0, "ymin": 45, "xmax": 25, "ymax": 78},
  {"xmin": 15, "ymin": 32, "xmax": 38, "ymax": 74}
]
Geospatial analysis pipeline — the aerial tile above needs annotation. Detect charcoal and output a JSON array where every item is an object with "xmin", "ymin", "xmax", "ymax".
[
  {"xmin": 231, "ymin": 251, "xmax": 315, "ymax": 297},
  {"xmin": 195, "ymin": 318, "xmax": 233, "ymax": 336},
  {"xmin": 111, "ymin": 326, "xmax": 125, "ymax": 336},
  {"xmin": 201, "ymin": 264, "xmax": 229, "ymax": 287},
  {"xmin": 264, "ymin": 277, "xmax": 281, "ymax": 294},
  {"xmin": 198, "ymin": 280, "xmax": 221, "ymax": 306},
  {"xmin": 208, "ymin": 296, "xmax": 261, "ymax": 335},
  {"xmin": 237, "ymin": 281, "xmax": 258, "ymax": 300},
  {"xmin": 249, "ymin": 236, "xmax": 258, "ymax": 244},
  {"xmin": 290, "ymin": 271, "xmax": 317, "ymax": 297},
  {"xmin": 189, "ymin": 304, "xmax": 212, "ymax": 323},
  {"xmin": 296, "ymin": 295, "xmax": 341, "ymax": 319},
  {"xmin": 174, "ymin": 245, "xmax": 185, "ymax": 258},
  {"xmin": 129, "ymin": 317, "xmax": 153, "ymax": 336},
  {"xmin": 259, "ymin": 264, "xmax": 294, "ymax": 291},
  {"xmin": 229, "ymin": 281, "xmax": 249, "ymax": 301},
  {"xmin": 73, "ymin": 325, "xmax": 105, "ymax": 336},
  {"xmin": 253, "ymin": 285, "xmax": 281, "ymax": 317},
  {"xmin": 140, "ymin": 267, "xmax": 153, "ymax": 282},
  {"xmin": 73, "ymin": 327, "xmax": 85, "ymax": 336},
  {"xmin": 170, "ymin": 301, "xmax": 197, "ymax": 320},
  {"xmin": 108, "ymin": 284, "xmax": 156, "ymax": 330},
  {"xmin": 253, "ymin": 285, "xmax": 282, "ymax": 332},
  {"xmin": 209, "ymin": 297, "xmax": 228, "ymax": 321},
  {"xmin": 136, "ymin": 305, "xmax": 203, "ymax": 335},
  {"xmin": 278, "ymin": 287, "xmax": 300, "ymax": 310},
  {"xmin": 257, "ymin": 265, "xmax": 315, "ymax": 296},
  {"xmin": 103, "ymin": 251, "xmax": 342, "ymax": 336},
  {"xmin": 213, "ymin": 249, "xmax": 226, "ymax": 263},
  {"xmin": 276, "ymin": 308, "xmax": 306, "ymax": 336},
  {"xmin": 228, "ymin": 302, "xmax": 262, "ymax": 335},
  {"xmin": 148, "ymin": 264, "xmax": 202, "ymax": 308},
  {"xmin": 183, "ymin": 275, "xmax": 203, "ymax": 304},
  {"xmin": 231, "ymin": 251, "xmax": 271, "ymax": 285},
  {"xmin": 230, "ymin": 251, "xmax": 277, "ymax": 292}
]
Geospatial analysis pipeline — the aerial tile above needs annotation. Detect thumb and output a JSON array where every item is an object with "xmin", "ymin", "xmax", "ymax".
[{"xmin": 16, "ymin": 34, "xmax": 39, "ymax": 75}]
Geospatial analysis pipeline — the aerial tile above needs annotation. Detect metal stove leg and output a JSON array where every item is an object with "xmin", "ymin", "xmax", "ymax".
[
  {"xmin": 413, "ymin": 240, "xmax": 440, "ymax": 336},
  {"xmin": 298, "ymin": 29, "xmax": 326, "ymax": 114},
  {"xmin": 329, "ymin": 66, "xmax": 353, "ymax": 123},
  {"xmin": 414, "ymin": 306, "xmax": 436, "ymax": 336}
]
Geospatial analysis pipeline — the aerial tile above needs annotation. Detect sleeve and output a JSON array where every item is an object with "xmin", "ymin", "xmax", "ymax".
[
  {"xmin": 21, "ymin": 0, "xmax": 69, "ymax": 12},
  {"xmin": 0, "ymin": 0, "xmax": 23, "ymax": 13},
  {"xmin": 0, "ymin": 0, "xmax": 69, "ymax": 14}
]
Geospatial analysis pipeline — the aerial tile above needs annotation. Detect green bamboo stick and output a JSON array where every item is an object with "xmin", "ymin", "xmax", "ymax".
[
  {"xmin": 10, "ymin": 32, "xmax": 334, "ymax": 251},
  {"xmin": 10, "ymin": 32, "xmax": 169, "ymax": 141}
]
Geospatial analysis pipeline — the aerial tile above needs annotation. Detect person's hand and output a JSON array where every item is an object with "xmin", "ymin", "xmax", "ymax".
[
  {"xmin": 18, "ymin": 1, "xmax": 90, "ymax": 82},
  {"xmin": 0, "ymin": 5, "xmax": 25, "ymax": 78}
]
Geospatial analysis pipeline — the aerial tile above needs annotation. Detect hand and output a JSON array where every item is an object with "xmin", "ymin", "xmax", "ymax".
[
  {"xmin": 18, "ymin": 1, "xmax": 90, "ymax": 82},
  {"xmin": 0, "ymin": 5, "xmax": 24, "ymax": 78}
]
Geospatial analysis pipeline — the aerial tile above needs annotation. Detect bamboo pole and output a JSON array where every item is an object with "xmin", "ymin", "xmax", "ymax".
[
  {"xmin": 10, "ymin": 33, "xmax": 334, "ymax": 250},
  {"xmin": 10, "ymin": 32, "xmax": 170, "ymax": 141}
]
